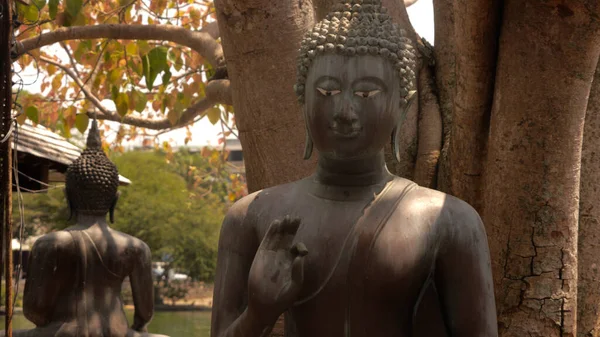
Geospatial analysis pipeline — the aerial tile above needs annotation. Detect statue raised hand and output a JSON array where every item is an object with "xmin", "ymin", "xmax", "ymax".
[{"xmin": 247, "ymin": 216, "xmax": 308, "ymax": 327}]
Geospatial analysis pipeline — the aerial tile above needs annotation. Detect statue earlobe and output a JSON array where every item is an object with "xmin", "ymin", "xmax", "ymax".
[
  {"xmin": 109, "ymin": 191, "xmax": 121, "ymax": 224},
  {"xmin": 303, "ymin": 127, "xmax": 313, "ymax": 160},
  {"xmin": 391, "ymin": 90, "xmax": 418, "ymax": 163},
  {"xmin": 303, "ymin": 105, "xmax": 313, "ymax": 160},
  {"xmin": 64, "ymin": 188, "xmax": 75, "ymax": 221}
]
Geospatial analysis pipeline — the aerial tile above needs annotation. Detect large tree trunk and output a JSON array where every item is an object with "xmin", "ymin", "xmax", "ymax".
[
  {"xmin": 437, "ymin": 0, "xmax": 501, "ymax": 210},
  {"xmin": 578, "ymin": 61, "xmax": 600, "ymax": 337},
  {"xmin": 482, "ymin": 2, "xmax": 600, "ymax": 336},
  {"xmin": 214, "ymin": 0, "xmax": 315, "ymax": 193}
]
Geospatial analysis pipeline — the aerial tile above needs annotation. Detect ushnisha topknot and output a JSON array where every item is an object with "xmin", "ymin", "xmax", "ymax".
[
  {"xmin": 65, "ymin": 117, "xmax": 119, "ymax": 214},
  {"xmin": 294, "ymin": 0, "xmax": 417, "ymax": 104}
]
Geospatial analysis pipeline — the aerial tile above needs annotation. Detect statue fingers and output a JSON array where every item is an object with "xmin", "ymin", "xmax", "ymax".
[
  {"xmin": 280, "ymin": 216, "xmax": 302, "ymax": 235},
  {"xmin": 261, "ymin": 219, "xmax": 283, "ymax": 249}
]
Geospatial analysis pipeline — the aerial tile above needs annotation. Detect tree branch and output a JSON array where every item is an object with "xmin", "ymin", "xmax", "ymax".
[
  {"xmin": 39, "ymin": 56, "xmax": 232, "ymax": 130},
  {"xmin": 39, "ymin": 56, "xmax": 114, "ymax": 117},
  {"xmin": 16, "ymin": 24, "xmax": 224, "ymax": 67}
]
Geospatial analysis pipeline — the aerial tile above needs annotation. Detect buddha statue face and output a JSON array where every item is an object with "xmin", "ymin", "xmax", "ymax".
[
  {"xmin": 294, "ymin": 0, "xmax": 417, "ymax": 161},
  {"xmin": 304, "ymin": 54, "xmax": 402, "ymax": 159}
]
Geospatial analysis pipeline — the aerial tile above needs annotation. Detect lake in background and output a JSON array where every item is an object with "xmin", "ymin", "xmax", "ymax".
[{"xmin": 0, "ymin": 310, "xmax": 211, "ymax": 336}]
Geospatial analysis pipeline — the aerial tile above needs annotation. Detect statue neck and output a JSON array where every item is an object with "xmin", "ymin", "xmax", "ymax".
[
  {"xmin": 76, "ymin": 212, "xmax": 109, "ymax": 228},
  {"xmin": 315, "ymin": 151, "xmax": 392, "ymax": 187}
]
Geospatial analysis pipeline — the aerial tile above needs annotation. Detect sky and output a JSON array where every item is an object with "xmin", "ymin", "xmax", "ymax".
[{"xmin": 16, "ymin": 0, "xmax": 434, "ymax": 148}]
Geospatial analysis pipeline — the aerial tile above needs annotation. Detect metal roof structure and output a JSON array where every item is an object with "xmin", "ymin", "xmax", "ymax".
[{"xmin": 13, "ymin": 122, "xmax": 131, "ymax": 186}]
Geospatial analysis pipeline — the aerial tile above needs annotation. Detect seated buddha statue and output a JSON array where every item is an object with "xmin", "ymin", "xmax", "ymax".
[
  {"xmin": 3, "ymin": 119, "xmax": 168, "ymax": 337},
  {"xmin": 210, "ymin": 0, "xmax": 498, "ymax": 336}
]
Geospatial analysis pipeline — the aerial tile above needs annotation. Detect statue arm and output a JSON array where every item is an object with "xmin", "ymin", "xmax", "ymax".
[
  {"xmin": 23, "ymin": 237, "xmax": 63, "ymax": 326},
  {"xmin": 434, "ymin": 201, "xmax": 498, "ymax": 337},
  {"xmin": 211, "ymin": 195, "xmax": 270, "ymax": 337},
  {"xmin": 130, "ymin": 242, "xmax": 154, "ymax": 332}
]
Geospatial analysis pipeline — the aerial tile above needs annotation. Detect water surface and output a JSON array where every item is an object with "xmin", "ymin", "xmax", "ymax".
[{"xmin": 0, "ymin": 310, "xmax": 211, "ymax": 336}]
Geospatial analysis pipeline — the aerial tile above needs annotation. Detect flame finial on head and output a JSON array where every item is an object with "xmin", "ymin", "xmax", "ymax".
[{"xmin": 86, "ymin": 115, "xmax": 102, "ymax": 149}]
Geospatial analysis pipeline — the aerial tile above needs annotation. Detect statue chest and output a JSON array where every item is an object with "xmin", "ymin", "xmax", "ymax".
[{"xmin": 268, "ymin": 196, "xmax": 433, "ymax": 310}]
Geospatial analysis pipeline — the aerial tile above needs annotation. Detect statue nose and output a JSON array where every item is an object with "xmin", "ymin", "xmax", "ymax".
[{"xmin": 333, "ymin": 105, "xmax": 358, "ymax": 125}]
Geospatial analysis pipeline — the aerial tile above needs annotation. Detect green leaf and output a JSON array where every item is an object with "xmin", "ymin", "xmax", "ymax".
[
  {"xmin": 66, "ymin": 0, "xmax": 83, "ymax": 18},
  {"xmin": 19, "ymin": 3, "xmax": 39, "ymax": 22},
  {"xmin": 142, "ymin": 54, "xmax": 157, "ymax": 89},
  {"xmin": 25, "ymin": 106, "xmax": 39, "ymax": 124},
  {"xmin": 32, "ymin": 0, "xmax": 47, "ymax": 9},
  {"xmin": 111, "ymin": 86, "xmax": 120, "ymax": 102},
  {"xmin": 74, "ymin": 40, "xmax": 92, "ymax": 60},
  {"xmin": 148, "ymin": 47, "xmax": 168, "ymax": 73},
  {"xmin": 116, "ymin": 93, "xmax": 130, "ymax": 117},
  {"xmin": 48, "ymin": 0, "xmax": 59, "ymax": 19},
  {"xmin": 133, "ymin": 90, "xmax": 148, "ymax": 113},
  {"xmin": 162, "ymin": 68, "xmax": 172, "ymax": 86},
  {"xmin": 75, "ymin": 113, "xmax": 89, "ymax": 133},
  {"xmin": 109, "ymin": 69, "xmax": 122, "ymax": 83},
  {"xmin": 137, "ymin": 41, "xmax": 151, "ymax": 55},
  {"xmin": 206, "ymin": 107, "xmax": 220, "ymax": 125}
]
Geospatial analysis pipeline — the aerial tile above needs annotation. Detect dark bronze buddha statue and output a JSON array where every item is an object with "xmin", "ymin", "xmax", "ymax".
[
  {"xmin": 211, "ymin": 0, "xmax": 498, "ymax": 336},
  {"xmin": 3, "ymin": 119, "xmax": 167, "ymax": 337}
]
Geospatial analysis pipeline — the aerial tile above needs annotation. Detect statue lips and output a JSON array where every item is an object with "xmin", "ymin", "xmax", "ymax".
[{"xmin": 330, "ymin": 122, "xmax": 362, "ymax": 139}]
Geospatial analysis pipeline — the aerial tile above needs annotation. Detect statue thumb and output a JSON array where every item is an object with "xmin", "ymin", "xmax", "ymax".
[{"xmin": 291, "ymin": 242, "xmax": 308, "ymax": 286}]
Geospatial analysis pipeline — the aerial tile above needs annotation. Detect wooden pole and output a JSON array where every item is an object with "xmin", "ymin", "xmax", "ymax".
[{"xmin": 0, "ymin": 0, "xmax": 13, "ymax": 334}]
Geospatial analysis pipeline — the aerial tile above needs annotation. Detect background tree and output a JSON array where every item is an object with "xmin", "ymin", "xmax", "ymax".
[
  {"xmin": 12, "ymin": 0, "xmax": 232, "ymax": 144},
  {"xmin": 11, "ymin": 0, "xmax": 600, "ymax": 335}
]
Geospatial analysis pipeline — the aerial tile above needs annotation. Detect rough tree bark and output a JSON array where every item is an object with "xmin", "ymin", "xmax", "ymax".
[
  {"xmin": 578, "ymin": 61, "xmax": 600, "ymax": 337},
  {"xmin": 483, "ymin": 2, "xmax": 600, "ymax": 336},
  {"xmin": 214, "ymin": 0, "xmax": 315, "ymax": 192},
  {"xmin": 434, "ymin": 0, "xmax": 501, "ymax": 210}
]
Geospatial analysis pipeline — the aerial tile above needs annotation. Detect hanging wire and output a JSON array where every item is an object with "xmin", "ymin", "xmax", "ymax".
[
  {"xmin": 8, "ymin": 0, "xmax": 32, "ymax": 316},
  {"xmin": 11, "ymin": 120, "xmax": 25, "ymax": 313}
]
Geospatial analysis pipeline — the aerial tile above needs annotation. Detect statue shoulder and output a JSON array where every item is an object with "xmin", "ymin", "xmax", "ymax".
[
  {"xmin": 29, "ymin": 231, "xmax": 76, "ymax": 259},
  {"xmin": 399, "ymin": 184, "xmax": 483, "ymax": 230},
  {"xmin": 226, "ymin": 190, "xmax": 262, "ymax": 222},
  {"xmin": 225, "ymin": 180, "xmax": 298, "ymax": 222}
]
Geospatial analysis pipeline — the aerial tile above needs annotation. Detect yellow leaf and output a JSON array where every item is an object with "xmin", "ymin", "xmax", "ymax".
[
  {"xmin": 167, "ymin": 109, "xmax": 179, "ymax": 125},
  {"xmin": 16, "ymin": 112, "xmax": 27, "ymax": 125},
  {"xmin": 64, "ymin": 105, "xmax": 77, "ymax": 117},
  {"xmin": 47, "ymin": 64, "xmax": 57, "ymax": 75},
  {"xmin": 206, "ymin": 107, "xmax": 220, "ymax": 125},
  {"xmin": 51, "ymin": 73, "xmax": 64, "ymax": 92},
  {"xmin": 126, "ymin": 42, "xmax": 138, "ymax": 55}
]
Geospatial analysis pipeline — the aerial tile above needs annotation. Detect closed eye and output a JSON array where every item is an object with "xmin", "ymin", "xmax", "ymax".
[
  {"xmin": 317, "ymin": 87, "xmax": 341, "ymax": 96},
  {"xmin": 354, "ymin": 90, "xmax": 381, "ymax": 98}
]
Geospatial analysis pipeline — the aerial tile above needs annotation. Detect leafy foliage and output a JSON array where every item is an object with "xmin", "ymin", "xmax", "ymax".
[{"xmin": 12, "ymin": 0, "xmax": 233, "ymax": 145}]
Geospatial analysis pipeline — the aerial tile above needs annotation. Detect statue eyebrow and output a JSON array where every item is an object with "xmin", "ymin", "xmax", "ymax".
[
  {"xmin": 352, "ymin": 76, "xmax": 386, "ymax": 88},
  {"xmin": 314, "ymin": 75, "xmax": 341, "ymax": 87}
]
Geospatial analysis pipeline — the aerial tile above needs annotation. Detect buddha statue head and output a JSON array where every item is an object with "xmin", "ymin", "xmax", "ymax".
[
  {"xmin": 294, "ymin": 0, "xmax": 417, "ymax": 162},
  {"xmin": 65, "ymin": 117, "xmax": 120, "ymax": 222}
]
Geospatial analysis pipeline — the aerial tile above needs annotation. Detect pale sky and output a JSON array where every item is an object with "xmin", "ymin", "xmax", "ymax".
[{"xmin": 16, "ymin": 0, "xmax": 434, "ymax": 148}]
